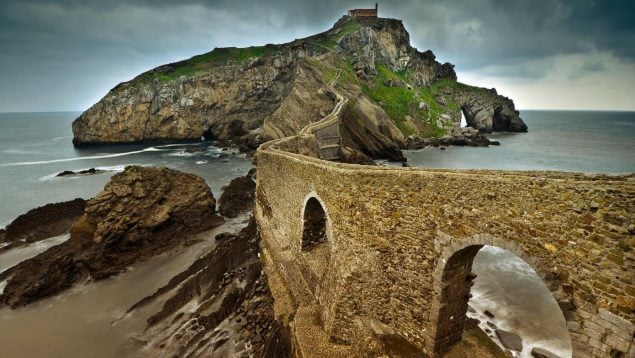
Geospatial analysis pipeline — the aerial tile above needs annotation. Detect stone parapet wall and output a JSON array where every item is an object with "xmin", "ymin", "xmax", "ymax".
[{"xmin": 256, "ymin": 134, "xmax": 635, "ymax": 357}]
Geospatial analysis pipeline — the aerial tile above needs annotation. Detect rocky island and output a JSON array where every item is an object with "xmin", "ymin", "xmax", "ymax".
[{"xmin": 72, "ymin": 15, "xmax": 527, "ymax": 162}]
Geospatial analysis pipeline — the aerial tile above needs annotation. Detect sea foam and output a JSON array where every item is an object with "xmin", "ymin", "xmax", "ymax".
[{"xmin": 0, "ymin": 146, "xmax": 168, "ymax": 167}]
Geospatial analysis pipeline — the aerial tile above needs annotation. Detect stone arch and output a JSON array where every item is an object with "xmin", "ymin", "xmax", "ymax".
[
  {"xmin": 299, "ymin": 193, "xmax": 333, "ymax": 294},
  {"xmin": 460, "ymin": 105, "xmax": 473, "ymax": 129},
  {"xmin": 299, "ymin": 193, "xmax": 333, "ymax": 249},
  {"xmin": 427, "ymin": 233, "xmax": 575, "ymax": 356}
]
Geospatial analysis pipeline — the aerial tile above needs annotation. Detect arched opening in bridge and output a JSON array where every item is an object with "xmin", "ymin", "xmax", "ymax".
[
  {"xmin": 300, "ymin": 196, "xmax": 331, "ymax": 291},
  {"xmin": 301, "ymin": 197, "xmax": 328, "ymax": 251},
  {"xmin": 433, "ymin": 245, "xmax": 572, "ymax": 357}
]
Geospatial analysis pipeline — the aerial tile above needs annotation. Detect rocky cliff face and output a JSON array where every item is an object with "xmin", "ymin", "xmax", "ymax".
[
  {"xmin": 72, "ymin": 15, "xmax": 527, "ymax": 157},
  {"xmin": 336, "ymin": 17, "xmax": 456, "ymax": 86},
  {"xmin": 72, "ymin": 48, "xmax": 297, "ymax": 148}
]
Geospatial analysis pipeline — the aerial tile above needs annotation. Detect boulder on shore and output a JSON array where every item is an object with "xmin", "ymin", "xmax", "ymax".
[
  {"xmin": 0, "ymin": 166, "xmax": 224, "ymax": 308},
  {"xmin": 495, "ymin": 329, "xmax": 523, "ymax": 352},
  {"xmin": 218, "ymin": 174, "xmax": 256, "ymax": 218}
]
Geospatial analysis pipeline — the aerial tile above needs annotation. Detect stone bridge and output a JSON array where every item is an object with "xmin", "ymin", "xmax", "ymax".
[{"xmin": 254, "ymin": 84, "xmax": 634, "ymax": 358}]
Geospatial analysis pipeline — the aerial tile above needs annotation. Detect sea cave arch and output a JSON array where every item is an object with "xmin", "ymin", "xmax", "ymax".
[
  {"xmin": 429, "ymin": 237, "xmax": 573, "ymax": 357},
  {"xmin": 299, "ymin": 194, "xmax": 332, "ymax": 294},
  {"xmin": 460, "ymin": 105, "xmax": 475, "ymax": 130}
]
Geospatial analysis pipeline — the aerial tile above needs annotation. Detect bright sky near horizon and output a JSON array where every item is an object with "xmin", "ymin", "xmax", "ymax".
[{"xmin": 1, "ymin": 0, "xmax": 634, "ymax": 112}]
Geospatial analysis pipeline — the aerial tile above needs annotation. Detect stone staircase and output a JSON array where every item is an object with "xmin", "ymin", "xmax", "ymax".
[
  {"xmin": 315, "ymin": 128, "xmax": 341, "ymax": 161},
  {"xmin": 299, "ymin": 68, "xmax": 347, "ymax": 162},
  {"xmin": 318, "ymin": 144, "xmax": 340, "ymax": 161}
]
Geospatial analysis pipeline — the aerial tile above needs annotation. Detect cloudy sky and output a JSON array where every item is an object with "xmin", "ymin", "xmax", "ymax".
[{"xmin": 1, "ymin": 0, "xmax": 633, "ymax": 112}]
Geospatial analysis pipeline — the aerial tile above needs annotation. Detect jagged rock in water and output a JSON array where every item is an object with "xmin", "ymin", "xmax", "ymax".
[
  {"xmin": 0, "ymin": 198, "xmax": 86, "ymax": 249},
  {"xmin": 56, "ymin": 168, "xmax": 107, "ymax": 177},
  {"xmin": 124, "ymin": 217, "xmax": 293, "ymax": 357},
  {"xmin": 454, "ymin": 87, "xmax": 527, "ymax": 133},
  {"xmin": 405, "ymin": 126, "xmax": 497, "ymax": 148},
  {"xmin": 72, "ymin": 15, "xmax": 527, "ymax": 156},
  {"xmin": 495, "ymin": 329, "xmax": 523, "ymax": 352},
  {"xmin": 218, "ymin": 175, "xmax": 256, "ymax": 218},
  {"xmin": 0, "ymin": 166, "xmax": 224, "ymax": 308}
]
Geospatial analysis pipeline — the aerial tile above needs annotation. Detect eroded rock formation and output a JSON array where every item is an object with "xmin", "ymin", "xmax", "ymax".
[
  {"xmin": 72, "ymin": 15, "xmax": 527, "ymax": 159},
  {"xmin": 0, "ymin": 198, "xmax": 86, "ymax": 250},
  {"xmin": 0, "ymin": 166, "xmax": 223, "ymax": 308},
  {"xmin": 340, "ymin": 99, "xmax": 405, "ymax": 162},
  {"xmin": 455, "ymin": 88, "xmax": 527, "ymax": 133},
  {"xmin": 125, "ymin": 217, "xmax": 293, "ymax": 357}
]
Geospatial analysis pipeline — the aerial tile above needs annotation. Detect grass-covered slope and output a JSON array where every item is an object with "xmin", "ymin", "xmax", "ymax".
[{"xmin": 123, "ymin": 45, "xmax": 282, "ymax": 86}]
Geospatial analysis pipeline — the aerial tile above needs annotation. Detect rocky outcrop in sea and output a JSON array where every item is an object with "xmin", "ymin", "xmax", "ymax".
[
  {"xmin": 72, "ymin": 16, "xmax": 527, "ymax": 160},
  {"xmin": 406, "ymin": 126, "xmax": 500, "ymax": 149},
  {"xmin": 0, "ymin": 198, "xmax": 86, "ymax": 251},
  {"xmin": 0, "ymin": 166, "xmax": 223, "ymax": 308}
]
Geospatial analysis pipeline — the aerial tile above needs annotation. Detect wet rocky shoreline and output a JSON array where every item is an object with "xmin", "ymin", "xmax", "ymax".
[
  {"xmin": 467, "ymin": 305, "xmax": 564, "ymax": 357},
  {"xmin": 406, "ymin": 126, "xmax": 500, "ymax": 150},
  {"xmin": 0, "ymin": 198, "xmax": 86, "ymax": 252},
  {"xmin": 0, "ymin": 165, "xmax": 291, "ymax": 357}
]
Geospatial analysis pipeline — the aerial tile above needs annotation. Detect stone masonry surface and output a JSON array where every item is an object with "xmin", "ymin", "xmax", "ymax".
[{"xmin": 255, "ymin": 92, "xmax": 635, "ymax": 358}]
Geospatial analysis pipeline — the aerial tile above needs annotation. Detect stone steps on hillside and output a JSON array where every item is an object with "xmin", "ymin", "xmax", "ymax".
[
  {"xmin": 319, "ymin": 144, "xmax": 340, "ymax": 161},
  {"xmin": 318, "ymin": 136, "xmax": 340, "ymax": 146}
]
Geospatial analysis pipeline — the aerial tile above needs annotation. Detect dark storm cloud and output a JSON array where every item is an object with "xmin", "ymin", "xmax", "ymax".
[{"xmin": 0, "ymin": 0, "xmax": 633, "ymax": 111}]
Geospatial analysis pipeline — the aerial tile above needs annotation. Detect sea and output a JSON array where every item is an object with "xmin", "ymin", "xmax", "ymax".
[
  {"xmin": 0, "ymin": 110, "xmax": 633, "ymax": 357},
  {"xmin": 405, "ymin": 110, "xmax": 635, "ymax": 173},
  {"xmin": 0, "ymin": 111, "xmax": 253, "ymax": 226}
]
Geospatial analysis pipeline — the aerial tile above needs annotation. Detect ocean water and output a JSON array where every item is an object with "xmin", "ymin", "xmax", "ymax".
[
  {"xmin": 405, "ymin": 110, "xmax": 635, "ymax": 173},
  {"xmin": 0, "ymin": 112, "xmax": 253, "ymax": 225},
  {"xmin": 468, "ymin": 246, "xmax": 572, "ymax": 357}
]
